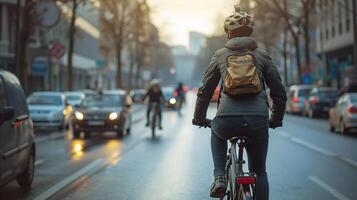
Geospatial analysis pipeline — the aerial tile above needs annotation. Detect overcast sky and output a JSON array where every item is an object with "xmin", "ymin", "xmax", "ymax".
[{"xmin": 147, "ymin": 0, "xmax": 237, "ymax": 47}]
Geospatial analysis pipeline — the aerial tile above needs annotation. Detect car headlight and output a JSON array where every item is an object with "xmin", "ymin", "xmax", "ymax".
[
  {"xmin": 74, "ymin": 111, "xmax": 84, "ymax": 120},
  {"xmin": 169, "ymin": 98, "xmax": 176, "ymax": 104},
  {"xmin": 109, "ymin": 112, "xmax": 118, "ymax": 120}
]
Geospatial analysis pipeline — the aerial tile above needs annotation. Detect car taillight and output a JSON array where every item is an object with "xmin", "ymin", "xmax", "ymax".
[
  {"xmin": 310, "ymin": 96, "xmax": 319, "ymax": 104},
  {"xmin": 173, "ymin": 91, "xmax": 178, "ymax": 97},
  {"xmin": 348, "ymin": 106, "xmax": 357, "ymax": 114},
  {"xmin": 293, "ymin": 97, "xmax": 299, "ymax": 103},
  {"xmin": 236, "ymin": 176, "xmax": 256, "ymax": 185}
]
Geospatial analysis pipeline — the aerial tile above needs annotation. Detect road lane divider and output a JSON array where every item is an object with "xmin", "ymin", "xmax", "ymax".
[
  {"xmin": 276, "ymin": 130, "xmax": 357, "ymax": 170},
  {"xmin": 290, "ymin": 137, "xmax": 337, "ymax": 157},
  {"xmin": 35, "ymin": 160, "xmax": 45, "ymax": 167},
  {"xmin": 34, "ymin": 127, "xmax": 151, "ymax": 200},
  {"xmin": 338, "ymin": 156, "xmax": 357, "ymax": 168},
  {"xmin": 308, "ymin": 176, "xmax": 350, "ymax": 200},
  {"xmin": 34, "ymin": 159, "xmax": 106, "ymax": 200}
]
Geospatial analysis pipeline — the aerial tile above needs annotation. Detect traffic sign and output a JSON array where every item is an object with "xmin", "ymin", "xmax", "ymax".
[
  {"xmin": 35, "ymin": 0, "xmax": 61, "ymax": 28},
  {"xmin": 50, "ymin": 42, "xmax": 66, "ymax": 60}
]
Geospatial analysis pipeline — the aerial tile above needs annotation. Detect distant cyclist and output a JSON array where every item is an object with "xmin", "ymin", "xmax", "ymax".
[
  {"xmin": 143, "ymin": 79, "xmax": 164, "ymax": 130},
  {"xmin": 175, "ymin": 82, "xmax": 186, "ymax": 109},
  {"xmin": 192, "ymin": 5, "xmax": 287, "ymax": 200}
]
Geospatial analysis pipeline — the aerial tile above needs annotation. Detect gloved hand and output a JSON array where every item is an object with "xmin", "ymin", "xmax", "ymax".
[
  {"xmin": 192, "ymin": 118, "xmax": 211, "ymax": 128},
  {"xmin": 268, "ymin": 118, "xmax": 282, "ymax": 129}
]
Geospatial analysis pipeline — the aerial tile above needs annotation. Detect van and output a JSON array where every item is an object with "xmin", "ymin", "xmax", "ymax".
[{"xmin": 0, "ymin": 70, "xmax": 35, "ymax": 189}]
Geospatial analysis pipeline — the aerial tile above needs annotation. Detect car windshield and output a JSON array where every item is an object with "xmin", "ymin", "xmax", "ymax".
[
  {"xmin": 162, "ymin": 88, "xmax": 174, "ymax": 99},
  {"xmin": 298, "ymin": 89, "xmax": 311, "ymax": 97},
  {"xmin": 66, "ymin": 95, "xmax": 81, "ymax": 101},
  {"xmin": 81, "ymin": 94, "xmax": 121, "ymax": 108},
  {"xmin": 28, "ymin": 95, "xmax": 63, "ymax": 106},
  {"xmin": 349, "ymin": 95, "xmax": 357, "ymax": 103},
  {"xmin": 318, "ymin": 91, "xmax": 337, "ymax": 98}
]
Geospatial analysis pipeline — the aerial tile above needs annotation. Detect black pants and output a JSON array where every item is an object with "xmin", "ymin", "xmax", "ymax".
[
  {"xmin": 211, "ymin": 115, "xmax": 269, "ymax": 200},
  {"xmin": 146, "ymin": 102, "xmax": 162, "ymax": 125}
]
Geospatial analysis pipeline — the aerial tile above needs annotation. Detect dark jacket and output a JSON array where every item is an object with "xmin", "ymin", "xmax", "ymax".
[
  {"xmin": 143, "ymin": 88, "xmax": 164, "ymax": 103},
  {"xmin": 194, "ymin": 37, "xmax": 287, "ymax": 122}
]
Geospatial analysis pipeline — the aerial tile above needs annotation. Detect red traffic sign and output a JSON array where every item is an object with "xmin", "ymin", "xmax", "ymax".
[{"xmin": 50, "ymin": 42, "xmax": 66, "ymax": 59}]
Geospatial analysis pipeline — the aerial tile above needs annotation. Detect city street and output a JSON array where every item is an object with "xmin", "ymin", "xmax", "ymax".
[{"xmin": 1, "ymin": 94, "xmax": 357, "ymax": 200}]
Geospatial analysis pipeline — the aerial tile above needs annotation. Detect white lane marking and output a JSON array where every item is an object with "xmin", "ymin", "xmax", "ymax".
[
  {"xmin": 275, "ymin": 130, "xmax": 291, "ymax": 138},
  {"xmin": 34, "ymin": 159, "xmax": 105, "ymax": 200},
  {"xmin": 35, "ymin": 133, "xmax": 64, "ymax": 144},
  {"xmin": 290, "ymin": 137, "xmax": 337, "ymax": 157},
  {"xmin": 309, "ymin": 176, "xmax": 350, "ymax": 200},
  {"xmin": 35, "ymin": 160, "xmax": 45, "ymax": 167},
  {"xmin": 339, "ymin": 156, "xmax": 357, "ymax": 168}
]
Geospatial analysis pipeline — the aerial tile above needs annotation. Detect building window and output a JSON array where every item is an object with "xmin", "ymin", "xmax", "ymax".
[
  {"xmin": 320, "ymin": 30, "xmax": 324, "ymax": 42},
  {"xmin": 331, "ymin": 25, "xmax": 335, "ymax": 38},
  {"xmin": 325, "ymin": 28, "xmax": 329, "ymax": 40}
]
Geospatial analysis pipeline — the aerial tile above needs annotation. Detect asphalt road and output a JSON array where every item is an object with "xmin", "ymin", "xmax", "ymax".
[{"xmin": 1, "ymin": 94, "xmax": 357, "ymax": 200}]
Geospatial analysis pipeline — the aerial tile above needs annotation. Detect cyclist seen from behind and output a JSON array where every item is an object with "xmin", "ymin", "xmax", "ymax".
[
  {"xmin": 192, "ymin": 5, "xmax": 287, "ymax": 200},
  {"xmin": 175, "ymin": 82, "xmax": 186, "ymax": 109},
  {"xmin": 143, "ymin": 79, "xmax": 164, "ymax": 130}
]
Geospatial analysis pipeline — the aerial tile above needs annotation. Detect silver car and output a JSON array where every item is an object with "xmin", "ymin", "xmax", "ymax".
[
  {"xmin": 286, "ymin": 85, "xmax": 313, "ymax": 114},
  {"xmin": 329, "ymin": 93, "xmax": 357, "ymax": 134},
  {"xmin": 27, "ymin": 92, "xmax": 72, "ymax": 131}
]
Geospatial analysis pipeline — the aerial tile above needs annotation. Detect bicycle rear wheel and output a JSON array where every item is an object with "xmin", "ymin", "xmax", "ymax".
[{"xmin": 237, "ymin": 185, "xmax": 253, "ymax": 200}]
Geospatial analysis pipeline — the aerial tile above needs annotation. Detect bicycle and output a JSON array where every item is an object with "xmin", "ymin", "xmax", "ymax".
[
  {"xmin": 203, "ymin": 122, "xmax": 256, "ymax": 200},
  {"xmin": 149, "ymin": 102, "xmax": 160, "ymax": 139}
]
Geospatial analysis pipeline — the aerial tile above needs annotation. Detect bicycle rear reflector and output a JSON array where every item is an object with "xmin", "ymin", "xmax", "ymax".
[{"xmin": 236, "ymin": 176, "xmax": 256, "ymax": 185}]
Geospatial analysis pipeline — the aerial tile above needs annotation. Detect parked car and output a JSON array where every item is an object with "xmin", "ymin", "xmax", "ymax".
[
  {"xmin": 286, "ymin": 85, "xmax": 313, "ymax": 114},
  {"xmin": 162, "ymin": 87, "xmax": 177, "ymax": 108},
  {"xmin": 303, "ymin": 87, "xmax": 338, "ymax": 118},
  {"xmin": 65, "ymin": 91, "xmax": 85, "ymax": 107},
  {"xmin": 130, "ymin": 89, "xmax": 146, "ymax": 103},
  {"xmin": 72, "ymin": 90, "xmax": 132, "ymax": 138},
  {"xmin": 0, "ymin": 70, "xmax": 35, "ymax": 189},
  {"xmin": 27, "ymin": 92, "xmax": 72, "ymax": 131},
  {"xmin": 329, "ymin": 93, "xmax": 357, "ymax": 134}
]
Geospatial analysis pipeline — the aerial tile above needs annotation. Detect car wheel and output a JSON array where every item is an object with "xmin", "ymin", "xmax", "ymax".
[
  {"xmin": 308, "ymin": 110, "xmax": 315, "ymax": 118},
  {"xmin": 329, "ymin": 121, "xmax": 335, "ymax": 132},
  {"xmin": 84, "ymin": 132, "xmax": 91, "ymax": 139},
  {"xmin": 17, "ymin": 147, "xmax": 35, "ymax": 190},
  {"xmin": 117, "ymin": 130, "xmax": 124, "ymax": 138},
  {"xmin": 340, "ymin": 119, "xmax": 349, "ymax": 135},
  {"xmin": 73, "ymin": 131, "xmax": 80, "ymax": 139}
]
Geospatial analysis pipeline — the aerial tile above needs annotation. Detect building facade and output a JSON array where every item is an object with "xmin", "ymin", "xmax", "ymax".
[{"xmin": 316, "ymin": 0, "xmax": 356, "ymax": 87}]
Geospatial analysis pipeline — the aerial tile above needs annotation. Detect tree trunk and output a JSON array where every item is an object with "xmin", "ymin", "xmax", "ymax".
[
  {"xmin": 116, "ymin": 45, "xmax": 123, "ymax": 88},
  {"xmin": 283, "ymin": 29, "xmax": 288, "ymax": 86},
  {"xmin": 67, "ymin": 0, "xmax": 78, "ymax": 91},
  {"xmin": 293, "ymin": 35, "xmax": 302, "ymax": 84},
  {"xmin": 128, "ymin": 43, "xmax": 135, "ymax": 90},
  {"xmin": 303, "ymin": 3, "xmax": 311, "ymax": 67}
]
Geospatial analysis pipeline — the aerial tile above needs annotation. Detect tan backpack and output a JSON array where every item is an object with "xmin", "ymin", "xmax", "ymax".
[{"xmin": 223, "ymin": 52, "xmax": 263, "ymax": 95}]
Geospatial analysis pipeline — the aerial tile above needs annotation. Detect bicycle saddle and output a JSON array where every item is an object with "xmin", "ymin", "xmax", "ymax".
[{"xmin": 229, "ymin": 136, "xmax": 251, "ymax": 144}]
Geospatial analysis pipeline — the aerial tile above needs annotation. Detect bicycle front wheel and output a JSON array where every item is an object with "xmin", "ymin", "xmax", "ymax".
[{"xmin": 151, "ymin": 113, "xmax": 156, "ymax": 138}]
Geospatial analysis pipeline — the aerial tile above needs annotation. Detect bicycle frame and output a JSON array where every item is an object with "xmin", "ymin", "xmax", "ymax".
[
  {"xmin": 224, "ymin": 137, "xmax": 256, "ymax": 200},
  {"xmin": 150, "ymin": 103, "xmax": 160, "ymax": 138}
]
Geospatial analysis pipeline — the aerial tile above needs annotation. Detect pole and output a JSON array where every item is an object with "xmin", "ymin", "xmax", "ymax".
[
  {"xmin": 14, "ymin": 0, "xmax": 21, "ymax": 76},
  {"xmin": 352, "ymin": 0, "xmax": 357, "ymax": 72}
]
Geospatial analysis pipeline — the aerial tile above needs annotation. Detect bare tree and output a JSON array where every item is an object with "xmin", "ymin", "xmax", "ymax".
[
  {"xmin": 16, "ymin": 0, "xmax": 37, "ymax": 92},
  {"xmin": 100, "ymin": 0, "xmax": 134, "ymax": 88}
]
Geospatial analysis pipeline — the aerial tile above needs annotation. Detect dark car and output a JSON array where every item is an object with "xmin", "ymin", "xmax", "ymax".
[
  {"xmin": 162, "ymin": 87, "xmax": 177, "ymax": 108},
  {"xmin": 303, "ymin": 87, "xmax": 338, "ymax": 118},
  {"xmin": 71, "ymin": 90, "xmax": 132, "ymax": 138},
  {"xmin": 0, "ymin": 70, "xmax": 35, "ymax": 189}
]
